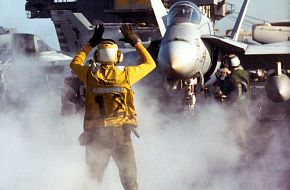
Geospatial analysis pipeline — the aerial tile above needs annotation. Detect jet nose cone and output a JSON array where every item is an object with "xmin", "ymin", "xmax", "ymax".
[{"xmin": 158, "ymin": 41, "xmax": 197, "ymax": 79}]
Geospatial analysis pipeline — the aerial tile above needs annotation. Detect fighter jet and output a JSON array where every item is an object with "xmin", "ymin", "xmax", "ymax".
[
  {"xmin": 0, "ymin": 27, "xmax": 72, "ymax": 107},
  {"xmin": 149, "ymin": 0, "xmax": 290, "ymax": 109},
  {"xmin": 0, "ymin": 27, "xmax": 72, "ymax": 70},
  {"xmin": 1, "ymin": 29, "xmax": 71, "ymax": 59}
]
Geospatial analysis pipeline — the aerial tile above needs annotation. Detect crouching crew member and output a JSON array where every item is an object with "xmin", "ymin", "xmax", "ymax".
[{"xmin": 226, "ymin": 54, "xmax": 250, "ymax": 103}]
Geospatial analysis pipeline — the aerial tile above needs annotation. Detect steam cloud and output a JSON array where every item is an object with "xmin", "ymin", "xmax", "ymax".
[
  {"xmin": 1, "ymin": 0, "xmax": 289, "ymax": 189},
  {"xmin": 0, "ymin": 56, "xmax": 289, "ymax": 190}
]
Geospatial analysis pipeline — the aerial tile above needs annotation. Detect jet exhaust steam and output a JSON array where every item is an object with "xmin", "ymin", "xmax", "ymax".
[{"xmin": 0, "ymin": 37, "xmax": 289, "ymax": 190}]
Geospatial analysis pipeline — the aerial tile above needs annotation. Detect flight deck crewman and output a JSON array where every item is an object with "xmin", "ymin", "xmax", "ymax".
[
  {"xmin": 220, "ymin": 54, "xmax": 251, "ymax": 153},
  {"xmin": 226, "ymin": 54, "xmax": 250, "ymax": 103},
  {"xmin": 70, "ymin": 24, "xmax": 156, "ymax": 190},
  {"xmin": 214, "ymin": 54, "xmax": 250, "ymax": 103}
]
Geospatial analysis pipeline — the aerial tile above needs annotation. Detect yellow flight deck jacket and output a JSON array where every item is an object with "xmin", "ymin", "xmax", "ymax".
[{"xmin": 70, "ymin": 43, "xmax": 156, "ymax": 129}]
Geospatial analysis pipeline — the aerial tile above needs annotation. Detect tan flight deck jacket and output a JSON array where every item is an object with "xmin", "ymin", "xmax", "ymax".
[{"xmin": 70, "ymin": 43, "xmax": 156, "ymax": 129}]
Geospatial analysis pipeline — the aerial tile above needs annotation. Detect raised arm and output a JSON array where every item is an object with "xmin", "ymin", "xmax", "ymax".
[
  {"xmin": 70, "ymin": 45, "xmax": 92, "ymax": 83},
  {"xmin": 127, "ymin": 43, "xmax": 156, "ymax": 85},
  {"xmin": 70, "ymin": 24, "xmax": 104, "ymax": 84},
  {"xmin": 120, "ymin": 24, "xmax": 156, "ymax": 85}
]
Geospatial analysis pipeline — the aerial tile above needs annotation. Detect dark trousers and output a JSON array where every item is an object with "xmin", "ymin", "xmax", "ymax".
[{"xmin": 85, "ymin": 126, "xmax": 138, "ymax": 190}]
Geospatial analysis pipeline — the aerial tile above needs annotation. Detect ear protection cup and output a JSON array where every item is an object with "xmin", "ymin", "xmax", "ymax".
[
  {"xmin": 93, "ymin": 50, "xmax": 101, "ymax": 63},
  {"xmin": 116, "ymin": 50, "xmax": 123, "ymax": 63}
]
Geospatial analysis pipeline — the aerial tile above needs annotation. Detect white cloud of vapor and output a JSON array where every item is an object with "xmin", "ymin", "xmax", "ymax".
[
  {"xmin": 1, "ymin": 57, "xmax": 290, "ymax": 190},
  {"xmin": 0, "ymin": 0, "xmax": 288, "ymax": 189},
  {"xmin": 1, "ymin": 12, "xmax": 290, "ymax": 189},
  {"xmin": 132, "ymin": 85, "xmax": 290, "ymax": 190}
]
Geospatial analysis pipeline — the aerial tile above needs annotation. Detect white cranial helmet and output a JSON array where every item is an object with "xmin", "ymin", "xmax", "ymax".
[{"xmin": 230, "ymin": 56, "xmax": 240, "ymax": 67}]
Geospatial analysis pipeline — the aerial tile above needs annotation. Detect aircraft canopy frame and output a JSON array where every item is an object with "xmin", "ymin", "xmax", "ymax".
[{"xmin": 167, "ymin": 1, "xmax": 201, "ymax": 26}]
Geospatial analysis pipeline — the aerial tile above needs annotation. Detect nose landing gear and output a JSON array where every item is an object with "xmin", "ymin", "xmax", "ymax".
[{"xmin": 164, "ymin": 78, "xmax": 198, "ymax": 112}]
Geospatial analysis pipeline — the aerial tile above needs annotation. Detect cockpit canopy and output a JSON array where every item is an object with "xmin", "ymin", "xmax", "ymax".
[{"xmin": 167, "ymin": 1, "xmax": 201, "ymax": 26}]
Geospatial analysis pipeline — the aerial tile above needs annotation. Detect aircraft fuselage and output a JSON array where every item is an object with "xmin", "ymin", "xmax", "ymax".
[{"xmin": 158, "ymin": 1, "xmax": 213, "ymax": 80}]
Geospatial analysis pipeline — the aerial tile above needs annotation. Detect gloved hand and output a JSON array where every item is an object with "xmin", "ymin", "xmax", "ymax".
[
  {"xmin": 120, "ymin": 24, "xmax": 139, "ymax": 47},
  {"xmin": 78, "ymin": 131, "xmax": 92, "ymax": 146},
  {"xmin": 123, "ymin": 125, "xmax": 140, "ymax": 139},
  {"xmin": 88, "ymin": 24, "xmax": 104, "ymax": 47}
]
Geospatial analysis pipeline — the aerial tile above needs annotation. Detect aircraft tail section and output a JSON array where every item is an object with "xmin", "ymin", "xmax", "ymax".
[
  {"xmin": 51, "ymin": 10, "xmax": 93, "ymax": 55},
  {"xmin": 149, "ymin": 0, "xmax": 167, "ymax": 37},
  {"xmin": 230, "ymin": 0, "xmax": 250, "ymax": 41}
]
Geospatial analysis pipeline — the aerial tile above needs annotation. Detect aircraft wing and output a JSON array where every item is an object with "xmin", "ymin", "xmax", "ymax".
[
  {"xmin": 37, "ymin": 51, "xmax": 72, "ymax": 63},
  {"xmin": 245, "ymin": 42, "xmax": 290, "ymax": 55},
  {"xmin": 201, "ymin": 35, "xmax": 290, "ymax": 70},
  {"xmin": 202, "ymin": 35, "xmax": 290, "ymax": 55},
  {"xmin": 201, "ymin": 35, "xmax": 248, "ymax": 53}
]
